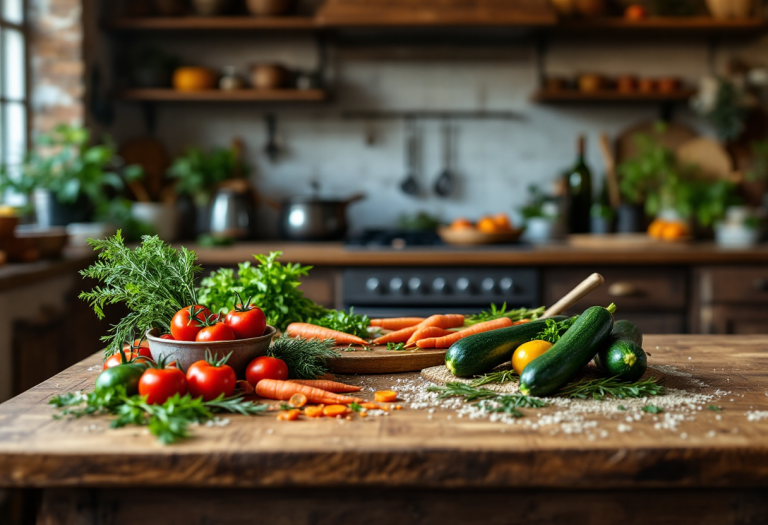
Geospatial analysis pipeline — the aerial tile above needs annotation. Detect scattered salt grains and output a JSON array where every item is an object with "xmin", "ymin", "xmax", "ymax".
[
  {"xmin": 204, "ymin": 417, "xmax": 230, "ymax": 428},
  {"xmin": 706, "ymin": 430, "xmax": 717, "ymax": 438},
  {"xmin": 746, "ymin": 411, "xmax": 768, "ymax": 422},
  {"xmin": 618, "ymin": 424, "xmax": 632, "ymax": 433},
  {"xmin": 680, "ymin": 433, "xmax": 688, "ymax": 439}
]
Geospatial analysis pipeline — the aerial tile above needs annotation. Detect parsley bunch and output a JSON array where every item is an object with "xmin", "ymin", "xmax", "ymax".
[
  {"xmin": 534, "ymin": 316, "xmax": 578, "ymax": 344},
  {"xmin": 309, "ymin": 308, "xmax": 372, "ymax": 339}
]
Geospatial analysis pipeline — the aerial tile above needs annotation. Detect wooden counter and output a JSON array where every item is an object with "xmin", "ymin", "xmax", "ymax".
[
  {"xmin": 1, "ymin": 335, "xmax": 768, "ymax": 523},
  {"xmin": 188, "ymin": 241, "xmax": 768, "ymax": 267}
]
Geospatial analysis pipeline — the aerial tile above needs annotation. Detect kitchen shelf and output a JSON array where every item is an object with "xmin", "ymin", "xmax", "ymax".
[
  {"xmin": 104, "ymin": 16, "xmax": 318, "ymax": 31},
  {"xmin": 552, "ymin": 17, "xmax": 767, "ymax": 36},
  {"xmin": 531, "ymin": 89, "xmax": 697, "ymax": 104},
  {"xmin": 114, "ymin": 89, "xmax": 329, "ymax": 102}
]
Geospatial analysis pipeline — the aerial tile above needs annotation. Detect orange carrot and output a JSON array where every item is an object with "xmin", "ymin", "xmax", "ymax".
[
  {"xmin": 277, "ymin": 409, "xmax": 301, "ymax": 421},
  {"xmin": 285, "ymin": 323, "xmax": 368, "ymax": 346},
  {"xmin": 287, "ymin": 379, "xmax": 362, "ymax": 393},
  {"xmin": 405, "ymin": 314, "xmax": 466, "ymax": 345},
  {"xmin": 361, "ymin": 402, "xmax": 386, "ymax": 411},
  {"xmin": 322, "ymin": 405, "xmax": 348, "ymax": 418},
  {"xmin": 370, "ymin": 317, "xmax": 425, "ymax": 330},
  {"xmin": 416, "ymin": 317, "xmax": 514, "ymax": 349},
  {"xmin": 404, "ymin": 326, "xmax": 455, "ymax": 348},
  {"xmin": 372, "ymin": 325, "xmax": 420, "ymax": 345},
  {"xmin": 374, "ymin": 390, "xmax": 398, "ymax": 403},
  {"xmin": 289, "ymin": 393, "xmax": 308, "ymax": 407},
  {"xmin": 305, "ymin": 406, "xmax": 324, "ymax": 418},
  {"xmin": 256, "ymin": 379, "xmax": 363, "ymax": 405}
]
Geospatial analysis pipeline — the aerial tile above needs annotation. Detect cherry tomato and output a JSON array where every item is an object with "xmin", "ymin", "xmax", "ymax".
[
  {"xmin": 139, "ymin": 364, "xmax": 188, "ymax": 405},
  {"xmin": 122, "ymin": 339, "xmax": 153, "ymax": 359},
  {"xmin": 170, "ymin": 305, "xmax": 211, "ymax": 341},
  {"xmin": 103, "ymin": 351, "xmax": 153, "ymax": 371},
  {"xmin": 225, "ymin": 305, "xmax": 267, "ymax": 340},
  {"xmin": 186, "ymin": 351, "xmax": 237, "ymax": 401},
  {"xmin": 196, "ymin": 322, "xmax": 236, "ymax": 342},
  {"xmin": 246, "ymin": 356, "xmax": 288, "ymax": 387}
]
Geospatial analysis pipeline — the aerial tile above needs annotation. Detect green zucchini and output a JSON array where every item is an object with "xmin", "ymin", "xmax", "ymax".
[
  {"xmin": 597, "ymin": 340, "xmax": 647, "ymax": 382},
  {"xmin": 594, "ymin": 319, "xmax": 643, "ymax": 373},
  {"xmin": 95, "ymin": 364, "xmax": 145, "ymax": 396},
  {"xmin": 445, "ymin": 316, "xmax": 566, "ymax": 377},
  {"xmin": 519, "ymin": 305, "xmax": 616, "ymax": 396}
]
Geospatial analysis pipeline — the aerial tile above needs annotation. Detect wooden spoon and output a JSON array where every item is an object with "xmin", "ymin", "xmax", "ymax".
[{"xmin": 543, "ymin": 273, "xmax": 604, "ymax": 318}]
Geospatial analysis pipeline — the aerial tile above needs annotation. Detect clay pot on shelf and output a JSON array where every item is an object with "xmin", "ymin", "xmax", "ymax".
[
  {"xmin": 575, "ymin": 0, "xmax": 606, "ymax": 17},
  {"xmin": 246, "ymin": 0, "xmax": 296, "ymax": 16},
  {"xmin": 706, "ymin": 0, "xmax": 754, "ymax": 19},
  {"xmin": 173, "ymin": 67, "xmax": 218, "ymax": 91},
  {"xmin": 638, "ymin": 78, "xmax": 657, "ymax": 93},
  {"xmin": 616, "ymin": 75, "xmax": 638, "ymax": 94},
  {"xmin": 251, "ymin": 64, "xmax": 289, "ymax": 90},
  {"xmin": 657, "ymin": 77, "xmax": 682, "ymax": 94},
  {"xmin": 191, "ymin": 0, "xmax": 232, "ymax": 16},
  {"xmin": 578, "ymin": 73, "xmax": 605, "ymax": 93},
  {"xmin": 545, "ymin": 76, "xmax": 569, "ymax": 92}
]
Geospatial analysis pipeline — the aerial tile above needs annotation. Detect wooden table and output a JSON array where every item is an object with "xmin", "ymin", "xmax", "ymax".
[{"xmin": 1, "ymin": 335, "xmax": 768, "ymax": 524}]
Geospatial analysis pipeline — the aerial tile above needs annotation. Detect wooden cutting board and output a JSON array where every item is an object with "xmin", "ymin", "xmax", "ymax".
[{"xmin": 328, "ymin": 346, "xmax": 447, "ymax": 374}]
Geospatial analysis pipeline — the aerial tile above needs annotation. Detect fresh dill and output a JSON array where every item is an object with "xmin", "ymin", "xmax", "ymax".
[
  {"xmin": 79, "ymin": 232, "xmax": 201, "ymax": 357},
  {"xmin": 465, "ymin": 304, "xmax": 545, "ymax": 326},
  {"xmin": 558, "ymin": 377, "xmax": 666, "ymax": 401},
  {"xmin": 469, "ymin": 369, "xmax": 518, "ymax": 387},
  {"xmin": 267, "ymin": 335, "xmax": 340, "ymax": 379}
]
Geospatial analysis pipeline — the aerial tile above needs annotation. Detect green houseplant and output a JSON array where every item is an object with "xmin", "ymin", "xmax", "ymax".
[{"xmin": 167, "ymin": 146, "xmax": 247, "ymax": 206}]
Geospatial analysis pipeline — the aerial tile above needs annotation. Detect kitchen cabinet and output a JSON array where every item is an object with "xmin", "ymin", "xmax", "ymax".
[{"xmin": 693, "ymin": 266, "xmax": 768, "ymax": 334}]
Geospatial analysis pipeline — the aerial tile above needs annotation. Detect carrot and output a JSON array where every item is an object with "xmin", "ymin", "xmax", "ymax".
[
  {"xmin": 289, "ymin": 393, "xmax": 308, "ymax": 407},
  {"xmin": 370, "ymin": 317, "xmax": 425, "ymax": 330},
  {"xmin": 322, "ymin": 405, "xmax": 348, "ymax": 418},
  {"xmin": 372, "ymin": 325, "xmax": 420, "ymax": 345},
  {"xmin": 361, "ymin": 402, "xmax": 386, "ymax": 411},
  {"xmin": 404, "ymin": 326, "xmax": 455, "ymax": 348},
  {"xmin": 277, "ymin": 409, "xmax": 301, "ymax": 421},
  {"xmin": 236, "ymin": 380, "xmax": 254, "ymax": 395},
  {"xmin": 374, "ymin": 390, "xmax": 398, "ymax": 403},
  {"xmin": 285, "ymin": 323, "xmax": 369, "ymax": 346},
  {"xmin": 256, "ymin": 379, "xmax": 363, "ymax": 405},
  {"xmin": 405, "ymin": 314, "xmax": 466, "ymax": 345},
  {"xmin": 416, "ymin": 317, "xmax": 514, "ymax": 349},
  {"xmin": 288, "ymin": 379, "xmax": 362, "ymax": 393},
  {"xmin": 304, "ymin": 406, "xmax": 324, "ymax": 418}
]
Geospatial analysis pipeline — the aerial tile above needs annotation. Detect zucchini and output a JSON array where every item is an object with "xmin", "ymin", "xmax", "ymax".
[
  {"xmin": 594, "ymin": 319, "xmax": 643, "ymax": 373},
  {"xmin": 445, "ymin": 316, "xmax": 566, "ymax": 377},
  {"xmin": 597, "ymin": 340, "xmax": 647, "ymax": 382},
  {"xmin": 519, "ymin": 305, "xmax": 615, "ymax": 396}
]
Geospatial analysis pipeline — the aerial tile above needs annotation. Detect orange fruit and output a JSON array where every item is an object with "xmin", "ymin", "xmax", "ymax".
[
  {"xmin": 624, "ymin": 4, "xmax": 647, "ymax": 20},
  {"xmin": 647, "ymin": 219, "xmax": 667, "ymax": 239},
  {"xmin": 661, "ymin": 222, "xmax": 689, "ymax": 241},
  {"xmin": 493, "ymin": 213, "xmax": 513, "ymax": 231},
  {"xmin": 512, "ymin": 340, "xmax": 553, "ymax": 376},
  {"xmin": 450, "ymin": 218, "xmax": 474, "ymax": 230},
  {"xmin": 477, "ymin": 217, "xmax": 499, "ymax": 233}
]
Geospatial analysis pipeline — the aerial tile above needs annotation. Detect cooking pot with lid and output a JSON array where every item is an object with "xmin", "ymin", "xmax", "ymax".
[{"xmin": 276, "ymin": 191, "xmax": 365, "ymax": 241}]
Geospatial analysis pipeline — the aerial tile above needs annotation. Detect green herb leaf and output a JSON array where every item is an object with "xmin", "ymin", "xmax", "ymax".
[
  {"xmin": 308, "ymin": 308, "xmax": 372, "ymax": 340},
  {"xmin": 386, "ymin": 342, "xmax": 406, "ymax": 351},
  {"xmin": 426, "ymin": 382, "xmax": 546, "ymax": 419},
  {"xmin": 642, "ymin": 404, "xmax": 664, "ymax": 414},
  {"xmin": 469, "ymin": 369, "xmax": 518, "ymax": 387},
  {"xmin": 465, "ymin": 305, "xmax": 545, "ymax": 326},
  {"xmin": 617, "ymin": 405, "xmax": 627, "ymax": 411},
  {"xmin": 707, "ymin": 405, "xmax": 722, "ymax": 412},
  {"xmin": 533, "ymin": 316, "xmax": 578, "ymax": 344},
  {"xmin": 558, "ymin": 377, "xmax": 666, "ymax": 401},
  {"xmin": 267, "ymin": 335, "xmax": 340, "ymax": 380},
  {"xmin": 349, "ymin": 402, "xmax": 362, "ymax": 413}
]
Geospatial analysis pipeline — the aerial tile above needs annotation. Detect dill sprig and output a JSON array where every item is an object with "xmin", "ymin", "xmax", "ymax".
[
  {"xmin": 465, "ymin": 304, "xmax": 545, "ymax": 326},
  {"xmin": 267, "ymin": 335, "xmax": 340, "ymax": 379},
  {"xmin": 50, "ymin": 387, "xmax": 269, "ymax": 444},
  {"xmin": 427, "ymin": 382, "xmax": 546, "ymax": 418},
  {"xmin": 534, "ymin": 316, "xmax": 578, "ymax": 344},
  {"xmin": 558, "ymin": 376, "xmax": 666, "ymax": 401},
  {"xmin": 469, "ymin": 369, "xmax": 518, "ymax": 387},
  {"xmin": 79, "ymin": 232, "xmax": 201, "ymax": 357},
  {"xmin": 386, "ymin": 342, "xmax": 406, "ymax": 351}
]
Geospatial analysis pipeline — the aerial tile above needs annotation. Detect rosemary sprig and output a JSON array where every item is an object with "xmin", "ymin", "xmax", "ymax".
[
  {"xmin": 558, "ymin": 377, "xmax": 666, "ymax": 401},
  {"xmin": 465, "ymin": 304, "xmax": 545, "ymax": 326},
  {"xmin": 469, "ymin": 369, "xmax": 518, "ymax": 387},
  {"xmin": 267, "ymin": 335, "xmax": 340, "ymax": 379},
  {"xmin": 426, "ymin": 382, "xmax": 546, "ymax": 418}
]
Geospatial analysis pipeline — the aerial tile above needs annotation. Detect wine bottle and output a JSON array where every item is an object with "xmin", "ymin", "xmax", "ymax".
[{"xmin": 564, "ymin": 135, "xmax": 593, "ymax": 234}]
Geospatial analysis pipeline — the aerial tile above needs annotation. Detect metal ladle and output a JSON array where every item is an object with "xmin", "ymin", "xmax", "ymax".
[
  {"xmin": 434, "ymin": 120, "xmax": 455, "ymax": 197},
  {"xmin": 399, "ymin": 118, "xmax": 420, "ymax": 196}
]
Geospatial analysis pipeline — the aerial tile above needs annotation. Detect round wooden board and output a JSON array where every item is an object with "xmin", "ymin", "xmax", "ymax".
[
  {"xmin": 421, "ymin": 364, "xmax": 667, "ymax": 392},
  {"xmin": 328, "ymin": 346, "xmax": 447, "ymax": 374}
]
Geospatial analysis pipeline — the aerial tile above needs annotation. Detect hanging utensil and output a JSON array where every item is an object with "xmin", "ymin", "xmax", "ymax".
[
  {"xmin": 434, "ymin": 119, "xmax": 455, "ymax": 197},
  {"xmin": 399, "ymin": 118, "xmax": 420, "ymax": 196},
  {"xmin": 264, "ymin": 113, "xmax": 281, "ymax": 163}
]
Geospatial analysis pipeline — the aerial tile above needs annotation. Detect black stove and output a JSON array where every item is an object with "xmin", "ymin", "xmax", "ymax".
[{"xmin": 345, "ymin": 229, "xmax": 444, "ymax": 249}]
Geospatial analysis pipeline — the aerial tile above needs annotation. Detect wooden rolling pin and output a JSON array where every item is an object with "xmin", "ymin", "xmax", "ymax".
[{"xmin": 543, "ymin": 273, "xmax": 604, "ymax": 318}]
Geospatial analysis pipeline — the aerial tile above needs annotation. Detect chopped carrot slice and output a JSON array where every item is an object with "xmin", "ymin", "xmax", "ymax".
[
  {"xmin": 374, "ymin": 390, "xmax": 398, "ymax": 403},
  {"xmin": 304, "ymin": 406, "xmax": 324, "ymax": 418},
  {"xmin": 277, "ymin": 409, "xmax": 301, "ymax": 421},
  {"xmin": 360, "ymin": 411, "xmax": 368, "ymax": 417},
  {"xmin": 323, "ymin": 405, "xmax": 348, "ymax": 418},
  {"xmin": 289, "ymin": 393, "xmax": 308, "ymax": 408},
  {"xmin": 394, "ymin": 405, "xmax": 403, "ymax": 410},
  {"xmin": 360, "ymin": 402, "xmax": 384, "ymax": 410}
]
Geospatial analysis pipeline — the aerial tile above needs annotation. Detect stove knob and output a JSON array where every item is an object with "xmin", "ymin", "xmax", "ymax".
[
  {"xmin": 408, "ymin": 277, "xmax": 423, "ymax": 293},
  {"xmin": 432, "ymin": 277, "xmax": 448, "ymax": 294},
  {"xmin": 499, "ymin": 277, "xmax": 514, "ymax": 293},
  {"xmin": 389, "ymin": 277, "xmax": 405, "ymax": 294},
  {"xmin": 481, "ymin": 278, "xmax": 496, "ymax": 294},
  {"xmin": 366, "ymin": 277, "xmax": 382, "ymax": 293},
  {"xmin": 455, "ymin": 277, "xmax": 472, "ymax": 294}
]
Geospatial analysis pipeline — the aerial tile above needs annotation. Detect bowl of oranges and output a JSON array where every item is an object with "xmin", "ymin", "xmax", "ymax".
[
  {"xmin": 647, "ymin": 219, "xmax": 691, "ymax": 243},
  {"xmin": 438, "ymin": 214, "xmax": 523, "ymax": 245}
]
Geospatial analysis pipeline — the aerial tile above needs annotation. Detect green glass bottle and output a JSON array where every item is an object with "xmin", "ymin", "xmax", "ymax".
[{"xmin": 565, "ymin": 135, "xmax": 593, "ymax": 234}]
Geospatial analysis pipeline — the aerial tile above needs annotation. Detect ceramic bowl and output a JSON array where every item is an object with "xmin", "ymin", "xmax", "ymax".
[{"xmin": 146, "ymin": 325, "xmax": 276, "ymax": 378}]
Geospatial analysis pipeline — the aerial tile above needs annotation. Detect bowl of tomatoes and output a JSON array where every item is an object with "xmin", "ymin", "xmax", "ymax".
[{"xmin": 145, "ymin": 301, "xmax": 276, "ymax": 378}]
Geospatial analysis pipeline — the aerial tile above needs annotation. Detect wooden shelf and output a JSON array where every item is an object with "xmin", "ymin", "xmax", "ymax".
[
  {"xmin": 531, "ymin": 89, "xmax": 696, "ymax": 104},
  {"xmin": 114, "ymin": 89, "xmax": 329, "ymax": 102},
  {"xmin": 554, "ymin": 17, "xmax": 766, "ymax": 35},
  {"xmin": 104, "ymin": 16, "xmax": 318, "ymax": 31}
]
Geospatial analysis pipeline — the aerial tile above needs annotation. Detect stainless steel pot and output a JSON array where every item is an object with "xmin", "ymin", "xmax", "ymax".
[{"xmin": 278, "ymin": 193, "xmax": 365, "ymax": 241}]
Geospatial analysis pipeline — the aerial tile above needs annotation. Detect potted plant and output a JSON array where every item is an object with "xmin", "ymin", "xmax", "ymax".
[
  {"xmin": 520, "ymin": 184, "xmax": 561, "ymax": 244},
  {"xmin": 0, "ymin": 124, "xmax": 143, "ymax": 227},
  {"xmin": 690, "ymin": 76, "xmax": 751, "ymax": 142}
]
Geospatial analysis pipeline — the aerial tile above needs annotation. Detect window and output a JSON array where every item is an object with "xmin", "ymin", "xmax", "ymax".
[{"xmin": 0, "ymin": 0, "xmax": 27, "ymax": 202}]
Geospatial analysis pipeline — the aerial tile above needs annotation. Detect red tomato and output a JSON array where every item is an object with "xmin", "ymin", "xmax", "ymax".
[
  {"xmin": 160, "ymin": 334, "xmax": 175, "ymax": 340},
  {"xmin": 196, "ymin": 322, "xmax": 236, "ymax": 342},
  {"xmin": 186, "ymin": 354, "xmax": 237, "ymax": 401},
  {"xmin": 103, "ymin": 351, "xmax": 153, "ymax": 371},
  {"xmin": 122, "ymin": 339, "xmax": 153, "ymax": 359},
  {"xmin": 245, "ymin": 356, "xmax": 289, "ymax": 387},
  {"xmin": 171, "ymin": 305, "xmax": 211, "ymax": 341},
  {"xmin": 225, "ymin": 305, "xmax": 267, "ymax": 340},
  {"xmin": 139, "ymin": 365, "xmax": 188, "ymax": 405}
]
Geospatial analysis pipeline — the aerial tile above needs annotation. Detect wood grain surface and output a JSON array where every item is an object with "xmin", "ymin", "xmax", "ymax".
[
  {"xmin": 186, "ymin": 241, "xmax": 768, "ymax": 267},
  {"xmin": 1, "ymin": 335, "xmax": 768, "ymax": 490}
]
